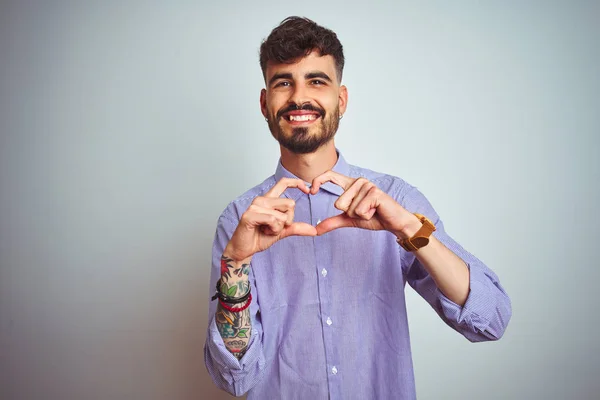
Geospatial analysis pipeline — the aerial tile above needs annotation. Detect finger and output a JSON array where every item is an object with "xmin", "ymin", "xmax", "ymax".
[
  {"xmin": 315, "ymin": 214, "xmax": 357, "ymax": 235},
  {"xmin": 265, "ymin": 177, "xmax": 310, "ymax": 198},
  {"xmin": 253, "ymin": 197, "xmax": 295, "ymax": 225},
  {"xmin": 252, "ymin": 213, "xmax": 285, "ymax": 235},
  {"xmin": 279, "ymin": 222, "xmax": 317, "ymax": 239},
  {"xmin": 353, "ymin": 186, "xmax": 379, "ymax": 220},
  {"xmin": 334, "ymin": 178, "xmax": 371, "ymax": 215},
  {"xmin": 253, "ymin": 197, "xmax": 295, "ymax": 211},
  {"xmin": 245, "ymin": 207, "xmax": 287, "ymax": 235},
  {"xmin": 310, "ymin": 170, "xmax": 355, "ymax": 195},
  {"xmin": 247, "ymin": 204, "xmax": 289, "ymax": 224},
  {"xmin": 345, "ymin": 181, "xmax": 377, "ymax": 218}
]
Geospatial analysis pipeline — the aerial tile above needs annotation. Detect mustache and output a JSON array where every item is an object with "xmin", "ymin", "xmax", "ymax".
[{"xmin": 276, "ymin": 103, "xmax": 325, "ymax": 120}]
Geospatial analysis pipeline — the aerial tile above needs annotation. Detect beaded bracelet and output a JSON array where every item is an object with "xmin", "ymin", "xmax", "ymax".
[
  {"xmin": 219, "ymin": 293, "xmax": 252, "ymax": 313},
  {"xmin": 211, "ymin": 279, "xmax": 251, "ymax": 304}
]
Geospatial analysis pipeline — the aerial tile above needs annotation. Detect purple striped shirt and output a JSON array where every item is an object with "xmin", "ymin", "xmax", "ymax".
[{"xmin": 204, "ymin": 152, "xmax": 511, "ymax": 399}]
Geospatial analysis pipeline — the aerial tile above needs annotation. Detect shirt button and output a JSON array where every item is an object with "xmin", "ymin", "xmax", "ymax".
[
  {"xmin": 331, "ymin": 366, "xmax": 338, "ymax": 375},
  {"xmin": 326, "ymin": 317, "xmax": 332, "ymax": 326},
  {"xmin": 321, "ymin": 268, "xmax": 327, "ymax": 277}
]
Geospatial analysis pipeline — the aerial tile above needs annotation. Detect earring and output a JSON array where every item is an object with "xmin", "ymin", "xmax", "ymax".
[
  {"xmin": 339, "ymin": 114, "xmax": 343, "ymax": 120},
  {"xmin": 265, "ymin": 118, "xmax": 268, "ymax": 122}
]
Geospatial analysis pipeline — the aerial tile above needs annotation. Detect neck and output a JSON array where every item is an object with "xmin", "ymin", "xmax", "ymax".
[{"xmin": 280, "ymin": 141, "xmax": 338, "ymax": 183}]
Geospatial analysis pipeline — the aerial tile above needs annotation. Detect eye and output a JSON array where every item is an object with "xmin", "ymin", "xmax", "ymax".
[
  {"xmin": 275, "ymin": 81, "xmax": 291, "ymax": 88},
  {"xmin": 311, "ymin": 80, "xmax": 325, "ymax": 86}
]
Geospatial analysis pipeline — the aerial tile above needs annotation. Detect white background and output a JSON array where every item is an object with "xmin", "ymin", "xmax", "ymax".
[{"xmin": 1, "ymin": 1, "xmax": 598, "ymax": 399}]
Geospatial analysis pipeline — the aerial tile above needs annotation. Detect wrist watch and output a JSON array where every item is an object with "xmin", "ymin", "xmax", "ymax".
[{"xmin": 398, "ymin": 213, "xmax": 436, "ymax": 252}]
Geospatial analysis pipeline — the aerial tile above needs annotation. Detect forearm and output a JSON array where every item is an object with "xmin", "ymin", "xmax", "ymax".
[
  {"xmin": 414, "ymin": 236, "xmax": 470, "ymax": 305},
  {"xmin": 400, "ymin": 219, "xmax": 470, "ymax": 306},
  {"xmin": 215, "ymin": 255, "xmax": 252, "ymax": 359}
]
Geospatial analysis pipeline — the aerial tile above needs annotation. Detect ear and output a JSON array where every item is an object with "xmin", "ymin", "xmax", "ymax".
[
  {"xmin": 260, "ymin": 88, "xmax": 268, "ymax": 119},
  {"xmin": 338, "ymin": 85, "xmax": 348, "ymax": 116}
]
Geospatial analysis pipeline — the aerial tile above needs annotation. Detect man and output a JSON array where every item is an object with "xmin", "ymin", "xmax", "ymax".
[{"xmin": 204, "ymin": 16, "xmax": 511, "ymax": 399}]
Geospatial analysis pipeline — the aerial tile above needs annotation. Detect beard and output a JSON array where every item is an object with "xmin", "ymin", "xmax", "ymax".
[{"xmin": 268, "ymin": 104, "xmax": 340, "ymax": 154}]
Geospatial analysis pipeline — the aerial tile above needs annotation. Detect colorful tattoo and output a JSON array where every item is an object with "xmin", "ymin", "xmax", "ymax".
[{"xmin": 215, "ymin": 255, "xmax": 252, "ymax": 360}]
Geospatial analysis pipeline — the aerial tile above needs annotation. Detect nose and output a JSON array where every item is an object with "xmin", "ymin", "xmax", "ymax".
[{"xmin": 289, "ymin": 84, "xmax": 310, "ymax": 107}]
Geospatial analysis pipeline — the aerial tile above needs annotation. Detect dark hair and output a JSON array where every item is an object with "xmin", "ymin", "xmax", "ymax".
[{"xmin": 259, "ymin": 17, "xmax": 345, "ymax": 83}]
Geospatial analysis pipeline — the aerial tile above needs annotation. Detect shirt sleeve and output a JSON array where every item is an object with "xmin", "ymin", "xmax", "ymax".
[
  {"xmin": 203, "ymin": 212, "xmax": 267, "ymax": 396},
  {"xmin": 400, "ymin": 186, "xmax": 512, "ymax": 342}
]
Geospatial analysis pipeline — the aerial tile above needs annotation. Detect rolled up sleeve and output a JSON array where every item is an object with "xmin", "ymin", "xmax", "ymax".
[
  {"xmin": 203, "ymin": 212, "xmax": 267, "ymax": 396},
  {"xmin": 435, "ymin": 258, "xmax": 512, "ymax": 342},
  {"xmin": 401, "ymin": 187, "xmax": 512, "ymax": 342}
]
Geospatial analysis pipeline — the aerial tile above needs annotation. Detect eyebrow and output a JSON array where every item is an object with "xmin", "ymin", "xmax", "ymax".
[
  {"xmin": 305, "ymin": 71, "xmax": 332, "ymax": 82},
  {"xmin": 268, "ymin": 72, "xmax": 293, "ymax": 87},
  {"xmin": 268, "ymin": 71, "xmax": 333, "ymax": 87}
]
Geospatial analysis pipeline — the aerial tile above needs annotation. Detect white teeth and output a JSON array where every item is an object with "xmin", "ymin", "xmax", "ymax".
[{"xmin": 289, "ymin": 114, "xmax": 317, "ymax": 122}]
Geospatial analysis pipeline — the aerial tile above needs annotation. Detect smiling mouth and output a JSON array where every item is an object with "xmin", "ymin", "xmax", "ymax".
[{"xmin": 283, "ymin": 113, "xmax": 321, "ymax": 123}]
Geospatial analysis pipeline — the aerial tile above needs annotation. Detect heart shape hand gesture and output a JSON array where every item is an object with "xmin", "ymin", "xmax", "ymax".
[
  {"xmin": 310, "ymin": 171, "xmax": 418, "ymax": 238},
  {"xmin": 224, "ymin": 172, "xmax": 420, "ymax": 263}
]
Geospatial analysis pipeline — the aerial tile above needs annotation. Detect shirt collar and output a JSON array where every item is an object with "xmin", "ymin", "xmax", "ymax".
[{"xmin": 274, "ymin": 150, "xmax": 350, "ymax": 201}]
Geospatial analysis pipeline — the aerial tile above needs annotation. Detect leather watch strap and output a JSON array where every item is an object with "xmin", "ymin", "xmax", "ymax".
[{"xmin": 398, "ymin": 213, "xmax": 436, "ymax": 252}]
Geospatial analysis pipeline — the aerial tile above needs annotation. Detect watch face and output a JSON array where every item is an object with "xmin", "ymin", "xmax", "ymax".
[{"xmin": 412, "ymin": 237, "xmax": 430, "ymax": 249}]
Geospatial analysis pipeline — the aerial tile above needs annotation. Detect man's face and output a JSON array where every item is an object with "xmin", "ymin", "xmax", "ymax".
[{"xmin": 260, "ymin": 51, "xmax": 348, "ymax": 154}]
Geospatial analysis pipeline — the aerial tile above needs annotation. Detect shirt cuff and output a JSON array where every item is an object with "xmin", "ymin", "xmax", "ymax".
[
  {"xmin": 206, "ymin": 315, "xmax": 265, "ymax": 386},
  {"xmin": 436, "ymin": 263, "xmax": 492, "ymax": 334}
]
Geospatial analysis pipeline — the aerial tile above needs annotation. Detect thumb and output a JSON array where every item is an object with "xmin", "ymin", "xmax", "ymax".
[
  {"xmin": 315, "ymin": 214, "xmax": 357, "ymax": 235},
  {"xmin": 279, "ymin": 222, "xmax": 318, "ymax": 239}
]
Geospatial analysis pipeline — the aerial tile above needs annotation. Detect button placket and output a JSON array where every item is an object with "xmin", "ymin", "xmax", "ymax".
[{"xmin": 311, "ymin": 190, "xmax": 339, "ymax": 393}]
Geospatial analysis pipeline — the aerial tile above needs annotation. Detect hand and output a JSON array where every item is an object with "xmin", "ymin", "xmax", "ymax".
[
  {"xmin": 310, "ymin": 171, "xmax": 420, "ymax": 238},
  {"xmin": 224, "ymin": 178, "xmax": 317, "ymax": 262}
]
